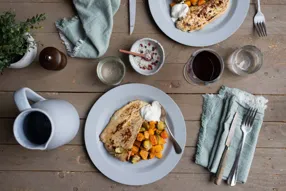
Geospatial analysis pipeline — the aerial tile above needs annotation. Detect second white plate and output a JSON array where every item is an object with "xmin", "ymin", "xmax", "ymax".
[{"xmin": 148, "ymin": 0, "xmax": 250, "ymax": 47}]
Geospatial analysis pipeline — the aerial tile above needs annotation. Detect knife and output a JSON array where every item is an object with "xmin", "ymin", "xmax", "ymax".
[
  {"xmin": 214, "ymin": 112, "xmax": 239, "ymax": 185},
  {"xmin": 129, "ymin": 0, "xmax": 136, "ymax": 35}
]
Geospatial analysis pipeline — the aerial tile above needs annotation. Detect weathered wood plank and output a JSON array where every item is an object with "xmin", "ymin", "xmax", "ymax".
[
  {"xmin": 0, "ymin": 32, "xmax": 285, "ymax": 94},
  {"xmin": 0, "ymin": 2, "xmax": 285, "ymax": 35},
  {"xmin": 0, "ymin": 171, "xmax": 285, "ymax": 191},
  {"xmin": 1, "ymin": 0, "xmax": 286, "ymax": 4},
  {"xmin": 0, "ymin": 92, "xmax": 284, "ymax": 121},
  {"xmin": 0, "ymin": 145, "xmax": 285, "ymax": 175},
  {"xmin": 1, "ymin": 119, "xmax": 285, "ymax": 148}
]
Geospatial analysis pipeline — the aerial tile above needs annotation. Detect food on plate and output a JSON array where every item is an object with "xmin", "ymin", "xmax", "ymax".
[
  {"xmin": 100, "ymin": 100, "xmax": 168, "ymax": 164},
  {"xmin": 170, "ymin": 3, "xmax": 190, "ymax": 22},
  {"xmin": 100, "ymin": 100, "xmax": 148, "ymax": 162},
  {"xmin": 170, "ymin": 0, "xmax": 230, "ymax": 32},
  {"xmin": 130, "ymin": 120, "xmax": 168, "ymax": 164},
  {"xmin": 140, "ymin": 101, "xmax": 161, "ymax": 122},
  {"xmin": 131, "ymin": 155, "xmax": 141, "ymax": 164}
]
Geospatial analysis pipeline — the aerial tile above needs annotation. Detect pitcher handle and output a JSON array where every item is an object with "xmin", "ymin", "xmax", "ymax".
[{"xmin": 14, "ymin": 88, "xmax": 46, "ymax": 112}]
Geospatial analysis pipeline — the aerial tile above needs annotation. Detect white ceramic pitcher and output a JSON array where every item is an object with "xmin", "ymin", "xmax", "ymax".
[{"xmin": 13, "ymin": 88, "xmax": 80, "ymax": 150}]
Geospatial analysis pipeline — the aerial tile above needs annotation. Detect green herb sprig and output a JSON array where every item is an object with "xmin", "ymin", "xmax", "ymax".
[{"xmin": 0, "ymin": 11, "xmax": 46, "ymax": 72}]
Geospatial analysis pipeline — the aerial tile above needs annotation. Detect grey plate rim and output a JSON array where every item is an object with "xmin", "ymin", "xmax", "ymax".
[
  {"xmin": 148, "ymin": 0, "xmax": 250, "ymax": 47},
  {"xmin": 84, "ymin": 83, "xmax": 186, "ymax": 185}
]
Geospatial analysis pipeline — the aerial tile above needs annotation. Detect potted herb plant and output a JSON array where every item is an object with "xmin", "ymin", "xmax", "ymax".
[{"xmin": 0, "ymin": 11, "xmax": 46, "ymax": 72}]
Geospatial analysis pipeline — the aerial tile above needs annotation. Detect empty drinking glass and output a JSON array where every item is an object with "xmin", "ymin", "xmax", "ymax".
[{"xmin": 226, "ymin": 45, "xmax": 263, "ymax": 76}]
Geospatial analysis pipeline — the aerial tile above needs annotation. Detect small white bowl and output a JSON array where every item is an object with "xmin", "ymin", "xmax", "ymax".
[{"xmin": 129, "ymin": 38, "xmax": 165, "ymax": 76}]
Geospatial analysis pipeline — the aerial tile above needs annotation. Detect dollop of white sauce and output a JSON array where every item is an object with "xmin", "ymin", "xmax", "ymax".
[
  {"xmin": 140, "ymin": 101, "xmax": 161, "ymax": 122},
  {"xmin": 171, "ymin": 3, "xmax": 189, "ymax": 22}
]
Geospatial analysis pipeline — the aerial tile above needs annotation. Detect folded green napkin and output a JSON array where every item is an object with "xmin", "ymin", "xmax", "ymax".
[
  {"xmin": 55, "ymin": 0, "xmax": 121, "ymax": 58},
  {"xmin": 196, "ymin": 86, "xmax": 268, "ymax": 183}
]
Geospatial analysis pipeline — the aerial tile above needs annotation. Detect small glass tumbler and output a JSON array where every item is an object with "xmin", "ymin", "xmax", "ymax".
[
  {"xmin": 226, "ymin": 45, "xmax": 263, "ymax": 76},
  {"xmin": 97, "ymin": 57, "xmax": 126, "ymax": 86}
]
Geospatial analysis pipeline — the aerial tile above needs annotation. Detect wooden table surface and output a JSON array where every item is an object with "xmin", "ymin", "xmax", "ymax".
[{"xmin": 0, "ymin": 0, "xmax": 286, "ymax": 190}]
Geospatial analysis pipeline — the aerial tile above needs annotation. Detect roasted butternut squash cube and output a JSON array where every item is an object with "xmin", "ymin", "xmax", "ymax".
[
  {"xmin": 139, "ymin": 150, "xmax": 149, "ymax": 160},
  {"xmin": 137, "ymin": 133, "xmax": 145, "ymax": 141},
  {"xmin": 155, "ymin": 152, "xmax": 163, "ymax": 159}
]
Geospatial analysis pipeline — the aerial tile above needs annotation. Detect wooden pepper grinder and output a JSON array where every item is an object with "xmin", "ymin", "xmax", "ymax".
[{"xmin": 39, "ymin": 47, "xmax": 67, "ymax": 70}]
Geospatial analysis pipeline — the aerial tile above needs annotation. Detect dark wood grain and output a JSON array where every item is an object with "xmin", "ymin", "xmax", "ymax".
[
  {"xmin": 0, "ymin": 0, "xmax": 285, "ymax": 189},
  {"xmin": 1, "ymin": 119, "xmax": 286, "ymax": 148},
  {"xmin": 0, "ymin": 145, "xmax": 285, "ymax": 175},
  {"xmin": 0, "ymin": 32, "xmax": 285, "ymax": 94},
  {"xmin": 0, "ymin": 171, "xmax": 285, "ymax": 191},
  {"xmin": 0, "ymin": 92, "xmax": 285, "ymax": 121}
]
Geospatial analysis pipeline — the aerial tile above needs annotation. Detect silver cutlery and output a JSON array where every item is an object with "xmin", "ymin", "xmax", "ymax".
[
  {"xmin": 215, "ymin": 112, "xmax": 239, "ymax": 185},
  {"xmin": 129, "ymin": 0, "xmax": 136, "ymax": 35},
  {"xmin": 160, "ymin": 107, "xmax": 182, "ymax": 154},
  {"xmin": 227, "ymin": 108, "xmax": 258, "ymax": 186},
  {"xmin": 254, "ymin": 0, "xmax": 267, "ymax": 37}
]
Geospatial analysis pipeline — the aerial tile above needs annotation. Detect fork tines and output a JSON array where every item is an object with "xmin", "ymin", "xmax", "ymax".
[
  {"xmin": 243, "ymin": 108, "xmax": 258, "ymax": 127},
  {"xmin": 255, "ymin": 22, "xmax": 267, "ymax": 37}
]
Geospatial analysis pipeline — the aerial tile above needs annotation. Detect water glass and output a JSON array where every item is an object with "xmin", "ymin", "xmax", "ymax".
[{"xmin": 226, "ymin": 45, "xmax": 263, "ymax": 76}]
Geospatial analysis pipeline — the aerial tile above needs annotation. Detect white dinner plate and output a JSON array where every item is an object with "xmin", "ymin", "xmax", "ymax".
[
  {"xmin": 148, "ymin": 0, "xmax": 250, "ymax": 46},
  {"xmin": 85, "ymin": 84, "xmax": 186, "ymax": 185}
]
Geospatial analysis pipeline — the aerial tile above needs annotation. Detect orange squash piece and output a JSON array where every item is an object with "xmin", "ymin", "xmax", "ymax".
[
  {"xmin": 137, "ymin": 133, "xmax": 145, "ymax": 141},
  {"xmin": 155, "ymin": 152, "xmax": 163, "ymax": 159},
  {"xmin": 153, "ymin": 145, "xmax": 163, "ymax": 153},
  {"xmin": 185, "ymin": 1, "xmax": 191, "ymax": 6},
  {"xmin": 150, "ymin": 135, "xmax": 158, "ymax": 146},
  {"xmin": 149, "ymin": 121, "xmax": 156, "ymax": 129},
  {"xmin": 150, "ymin": 147, "xmax": 156, "ymax": 153},
  {"xmin": 190, "ymin": 0, "xmax": 198, "ymax": 5},
  {"xmin": 160, "ymin": 130, "xmax": 168, "ymax": 139},
  {"xmin": 148, "ymin": 128, "xmax": 155, "ymax": 136},
  {"xmin": 139, "ymin": 150, "xmax": 149, "ymax": 160},
  {"xmin": 149, "ymin": 152, "xmax": 155, "ymax": 159},
  {"xmin": 198, "ymin": 0, "xmax": 206, "ymax": 6},
  {"xmin": 131, "ymin": 146, "xmax": 139, "ymax": 154}
]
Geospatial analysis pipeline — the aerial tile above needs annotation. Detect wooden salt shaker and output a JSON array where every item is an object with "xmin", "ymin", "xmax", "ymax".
[{"xmin": 39, "ymin": 47, "xmax": 67, "ymax": 70}]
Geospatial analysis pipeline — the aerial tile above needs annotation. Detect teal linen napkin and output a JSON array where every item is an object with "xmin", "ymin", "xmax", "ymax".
[
  {"xmin": 196, "ymin": 86, "xmax": 268, "ymax": 183},
  {"xmin": 55, "ymin": 0, "xmax": 121, "ymax": 58}
]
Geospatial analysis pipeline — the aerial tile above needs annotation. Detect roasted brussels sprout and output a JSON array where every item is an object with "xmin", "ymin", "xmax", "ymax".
[
  {"xmin": 142, "ymin": 121, "xmax": 150, "ymax": 130},
  {"xmin": 131, "ymin": 155, "xmax": 141, "ymax": 164},
  {"xmin": 157, "ymin": 121, "xmax": 166, "ymax": 130},
  {"xmin": 143, "ymin": 140, "xmax": 152, "ymax": 151}
]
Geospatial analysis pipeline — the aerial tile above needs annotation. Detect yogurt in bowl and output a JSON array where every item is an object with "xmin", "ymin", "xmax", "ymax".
[{"xmin": 129, "ymin": 38, "xmax": 165, "ymax": 76}]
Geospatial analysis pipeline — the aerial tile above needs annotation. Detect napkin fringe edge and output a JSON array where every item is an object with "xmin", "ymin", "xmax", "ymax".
[{"xmin": 195, "ymin": 94, "xmax": 211, "ymax": 164}]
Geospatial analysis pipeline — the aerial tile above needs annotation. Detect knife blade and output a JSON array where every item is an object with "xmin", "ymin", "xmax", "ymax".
[
  {"xmin": 214, "ymin": 112, "xmax": 239, "ymax": 185},
  {"xmin": 129, "ymin": 0, "xmax": 136, "ymax": 35},
  {"xmin": 225, "ymin": 112, "xmax": 239, "ymax": 147}
]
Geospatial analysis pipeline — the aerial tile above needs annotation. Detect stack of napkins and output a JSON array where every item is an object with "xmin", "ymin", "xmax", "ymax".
[{"xmin": 196, "ymin": 86, "xmax": 268, "ymax": 183}]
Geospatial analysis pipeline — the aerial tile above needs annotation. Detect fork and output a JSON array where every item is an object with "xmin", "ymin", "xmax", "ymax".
[
  {"xmin": 160, "ymin": 106, "xmax": 182, "ymax": 154},
  {"xmin": 227, "ymin": 108, "xmax": 258, "ymax": 186},
  {"xmin": 254, "ymin": 0, "xmax": 267, "ymax": 37}
]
